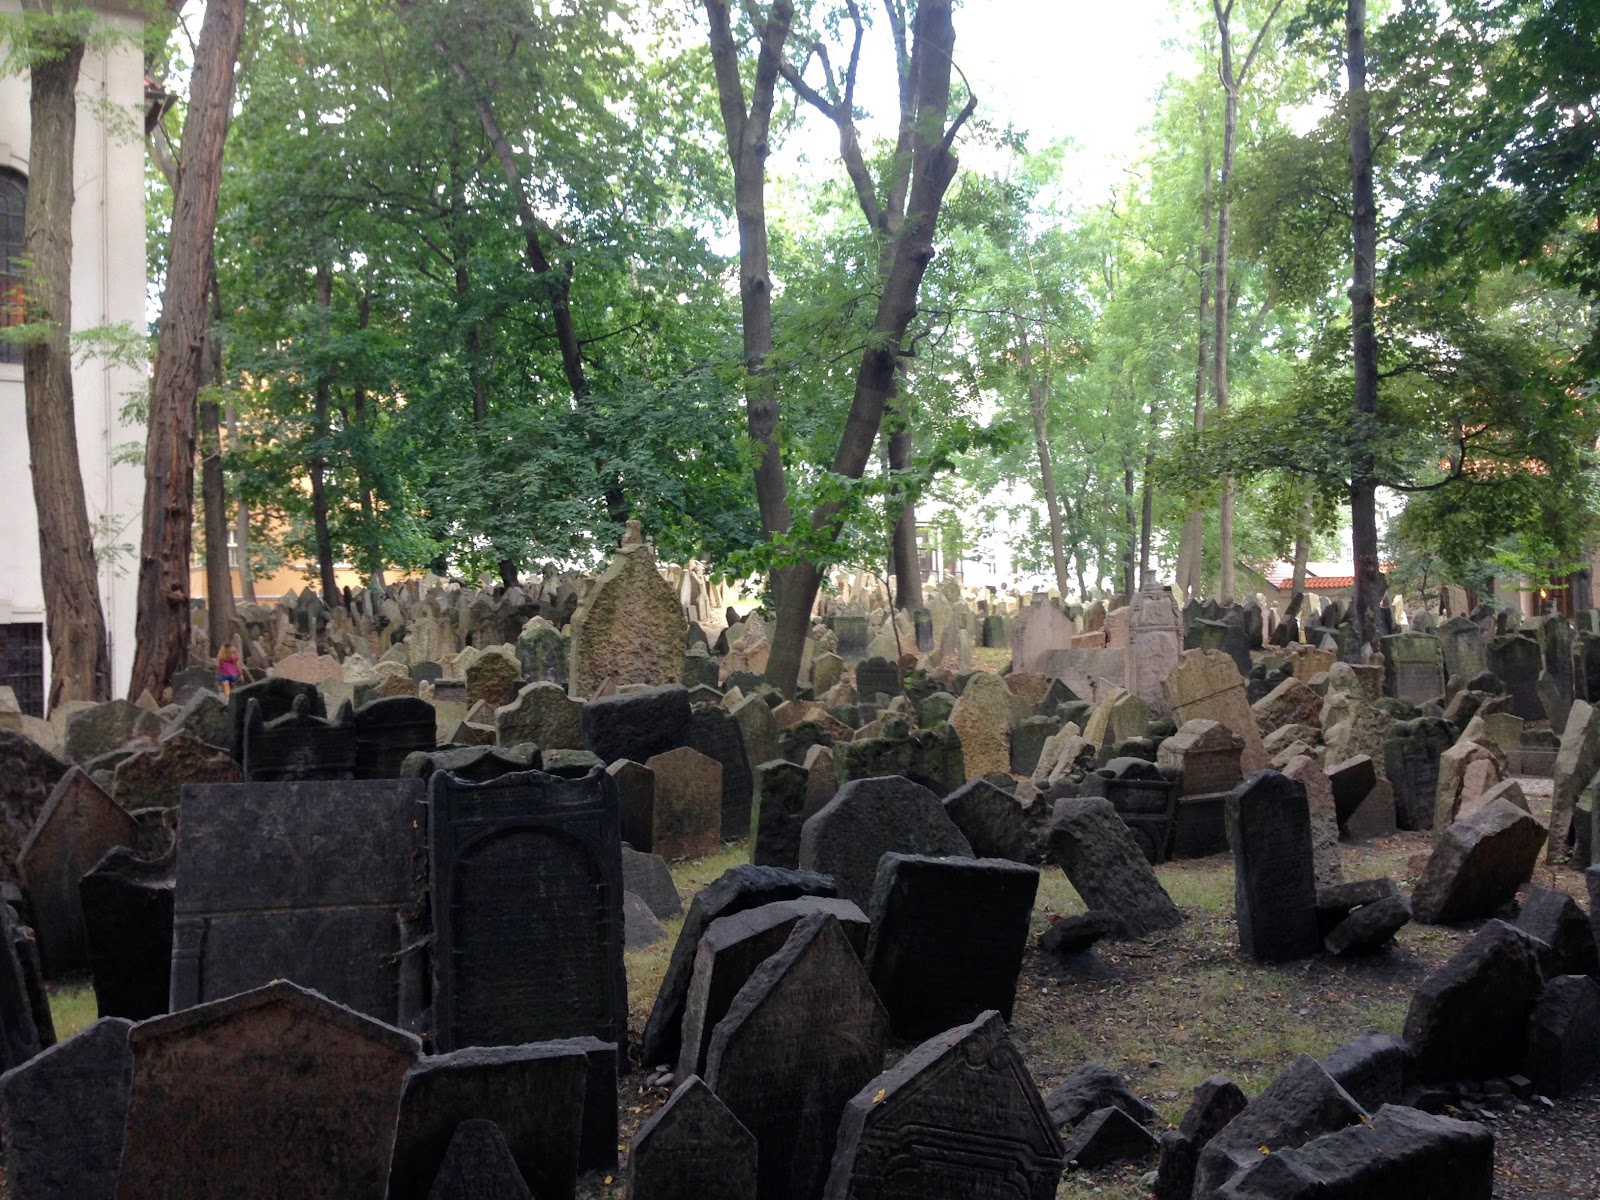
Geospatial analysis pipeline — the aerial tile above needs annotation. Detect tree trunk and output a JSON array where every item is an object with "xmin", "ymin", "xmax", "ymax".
[
  {"xmin": 1139, "ymin": 447, "xmax": 1155, "ymax": 589},
  {"xmin": 1291, "ymin": 490, "xmax": 1313, "ymax": 595},
  {"xmin": 22, "ymin": 28, "xmax": 111, "ymax": 707},
  {"xmin": 1347, "ymin": 0, "xmax": 1381, "ymax": 651},
  {"xmin": 129, "ymin": 0, "xmax": 247, "ymax": 697},
  {"xmin": 351, "ymin": 288, "xmax": 386, "ymax": 592},
  {"xmin": 199, "ymin": 271, "xmax": 234, "ymax": 652},
  {"xmin": 1214, "ymin": 71, "xmax": 1237, "ymax": 604},
  {"xmin": 227, "ymin": 399, "xmax": 255, "ymax": 604},
  {"xmin": 1175, "ymin": 146, "xmax": 1213, "ymax": 601},
  {"xmin": 886, "ymin": 384, "xmax": 922, "ymax": 610},
  {"xmin": 1122, "ymin": 461, "xmax": 1137, "ymax": 604},
  {"xmin": 1019, "ymin": 322, "xmax": 1071, "ymax": 596},
  {"xmin": 308, "ymin": 265, "xmax": 340, "ymax": 608}
]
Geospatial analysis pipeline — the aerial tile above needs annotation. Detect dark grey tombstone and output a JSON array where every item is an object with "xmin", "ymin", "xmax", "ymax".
[
  {"xmin": 541, "ymin": 1035, "xmax": 620, "ymax": 1173},
  {"xmin": 171, "ymin": 780, "xmax": 427, "ymax": 1027},
  {"xmin": 1526, "ymin": 974, "xmax": 1600, "ymax": 1098},
  {"xmin": 610, "ymin": 759, "xmax": 657, "ymax": 852},
  {"xmin": 865, "ymin": 854, "xmax": 1038, "ymax": 1040},
  {"xmin": 425, "ymin": 1120, "xmax": 532, "ymax": 1200},
  {"xmin": 1048, "ymin": 797, "xmax": 1183, "ymax": 938},
  {"xmin": 225, "ymin": 677, "xmax": 323, "ymax": 760},
  {"xmin": 1225, "ymin": 771, "xmax": 1320, "ymax": 963},
  {"xmin": 351, "ymin": 697, "xmax": 437, "ymax": 779},
  {"xmin": 429, "ymin": 767, "xmax": 627, "ymax": 1057},
  {"xmin": 1380, "ymin": 634, "xmax": 1445, "ymax": 703},
  {"xmin": 798, "ymin": 775, "xmax": 973, "ymax": 906},
  {"xmin": 0, "ymin": 904, "xmax": 40, "ymax": 1072},
  {"xmin": 1438, "ymin": 615, "xmax": 1488, "ymax": 685},
  {"xmin": 0, "ymin": 1017, "xmax": 132, "ymax": 1200},
  {"xmin": 1382, "ymin": 719, "xmax": 1453, "ymax": 831},
  {"xmin": 1080, "ymin": 758, "xmax": 1181, "ymax": 865},
  {"xmin": 386, "ymin": 1042, "xmax": 588, "ymax": 1200},
  {"xmin": 832, "ymin": 615, "xmax": 869, "ymax": 663},
  {"xmin": 855, "ymin": 656, "xmax": 902, "ymax": 703},
  {"xmin": 750, "ymin": 759, "xmax": 811, "ymax": 869},
  {"xmin": 402, "ymin": 744, "xmax": 541, "ymax": 783},
  {"xmin": 640, "ymin": 864, "xmax": 837, "ymax": 1069},
  {"xmin": 79, "ymin": 848, "xmax": 172, "ymax": 1020},
  {"xmin": 677, "ymin": 896, "xmax": 869, "ymax": 1080},
  {"xmin": 1403, "ymin": 919, "xmax": 1544, "ymax": 1082},
  {"xmin": 0, "ymin": 732, "xmax": 71, "ymax": 885},
  {"xmin": 1534, "ymin": 614, "xmax": 1575, "ymax": 727},
  {"xmin": 622, "ymin": 845, "xmax": 682, "ymax": 920},
  {"xmin": 943, "ymin": 778, "xmax": 1045, "ymax": 863},
  {"xmin": 581, "ymin": 685, "xmax": 693, "ymax": 767},
  {"xmin": 242, "ymin": 694, "xmax": 356, "ymax": 781},
  {"xmin": 824, "ymin": 1009, "xmax": 1063, "ymax": 1199},
  {"xmin": 1486, "ymin": 632, "xmax": 1543, "ymax": 720},
  {"xmin": 628, "ymin": 1075, "xmax": 758, "ymax": 1200},
  {"xmin": 10, "ymin": 921, "xmax": 52, "ymax": 1052},
  {"xmin": 913, "ymin": 608, "xmax": 934, "ymax": 652},
  {"xmin": 689, "ymin": 703, "xmax": 754, "ymax": 840},
  {"xmin": 704, "ymin": 914, "xmax": 889, "ymax": 1200}
]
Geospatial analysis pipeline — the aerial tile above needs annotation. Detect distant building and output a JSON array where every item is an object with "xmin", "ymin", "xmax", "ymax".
[{"xmin": 0, "ymin": 1, "xmax": 148, "ymax": 713}]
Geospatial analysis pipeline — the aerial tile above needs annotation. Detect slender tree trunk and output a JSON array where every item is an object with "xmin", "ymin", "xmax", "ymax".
[
  {"xmin": 130, "ymin": 0, "xmax": 247, "ymax": 697},
  {"xmin": 1291, "ymin": 490, "xmax": 1313, "ymax": 595},
  {"xmin": 22, "ymin": 28, "xmax": 111, "ymax": 706},
  {"xmin": 1347, "ymin": 0, "xmax": 1381, "ymax": 651},
  {"xmin": 886, "ymin": 384, "xmax": 923, "ymax": 610},
  {"xmin": 227, "ymin": 399, "xmax": 255, "ymax": 604},
  {"xmin": 1122, "ymin": 461, "xmax": 1137, "ymax": 604},
  {"xmin": 1176, "ymin": 146, "xmax": 1213, "ymax": 600},
  {"xmin": 1139, "ymin": 447, "xmax": 1155, "ymax": 589},
  {"xmin": 199, "ymin": 271, "xmax": 234, "ymax": 652},
  {"xmin": 308, "ymin": 266, "xmax": 340, "ymax": 608},
  {"xmin": 350, "ymin": 289, "xmax": 386, "ymax": 592},
  {"xmin": 1017, "ymin": 321, "xmax": 1071, "ymax": 596}
]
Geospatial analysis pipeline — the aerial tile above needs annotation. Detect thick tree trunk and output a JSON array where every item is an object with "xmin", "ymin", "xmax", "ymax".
[
  {"xmin": 309, "ymin": 266, "xmax": 340, "ymax": 608},
  {"xmin": 1347, "ymin": 0, "xmax": 1381, "ymax": 651},
  {"xmin": 226, "ymin": 399, "xmax": 255, "ymax": 604},
  {"xmin": 199, "ymin": 272, "xmax": 234, "ymax": 652},
  {"xmin": 1019, "ymin": 323, "xmax": 1071, "ymax": 596},
  {"xmin": 22, "ymin": 29, "xmax": 111, "ymax": 706},
  {"xmin": 130, "ymin": 0, "xmax": 247, "ymax": 697}
]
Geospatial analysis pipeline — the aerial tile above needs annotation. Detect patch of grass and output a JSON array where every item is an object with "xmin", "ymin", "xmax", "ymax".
[{"xmin": 48, "ymin": 980, "xmax": 98, "ymax": 1040}]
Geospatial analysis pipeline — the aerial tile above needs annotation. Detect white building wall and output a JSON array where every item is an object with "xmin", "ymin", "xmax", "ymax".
[{"xmin": 0, "ymin": 3, "xmax": 147, "ymax": 705}]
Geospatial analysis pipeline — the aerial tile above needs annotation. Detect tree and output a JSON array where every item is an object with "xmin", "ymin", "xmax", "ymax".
[
  {"xmin": 8, "ymin": 2, "xmax": 111, "ymax": 705},
  {"xmin": 130, "ymin": 0, "xmax": 247, "ymax": 697},
  {"xmin": 1345, "ymin": 0, "xmax": 1380, "ymax": 646}
]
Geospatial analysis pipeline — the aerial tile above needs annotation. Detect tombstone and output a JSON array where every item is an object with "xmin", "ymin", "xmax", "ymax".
[
  {"xmin": 810, "ymin": 653, "xmax": 845, "ymax": 695},
  {"xmin": 913, "ymin": 608, "xmax": 934, "ymax": 652},
  {"xmin": 226, "ymin": 677, "xmax": 324, "ymax": 760},
  {"xmin": 1162, "ymin": 650, "xmax": 1268, "ymax": 772},
  {"xmin": 1383, "ymin": 718, "xmax": 1454, "ymax": 831},
  {"xmin": 18, "ymin": 769, "xmax": 136, "ymax": 977},
  {"xmin": 834, "ymin": 718, "xmax": 966, "ymax": 797},
  {"xmin": 516, "ymin": 621, "xmax": 569, "ymax": 689},
  {"xmin": 171, "ymin": 779, "xmax": 427, "ymax": 1026},
  {"xmin": 628, "ymin": 1075, "xmax": 758, "ymax": 1200},
  {"xmin": 622, "ymin": 845, "xmax": 682, "ymax": 920},
  {"xmin": 751, "ymin": 759, "xmax": 812, "ymax": 869},
  {"xmin": 495, "ymin": 681, "xmax": 583, "ymax": 751},
  {"xmin": 1486, "ymin": 632, "xmax": 1543, "ymax": 720},
  {"xmin": 865, "ymin": 854, "xmax": 1038, "ymax": 1040},
  {"xmin": 581, "ymin": 684, "xmax": 693, "ymax": 767},
  {"xmin": 243, "ymin": 694, "xmax": 356, "ymax": 782},
  {"xmin": 569, "ymin": 533, "xmax": 688, "ymax": 698},
  {"xmin": 798, "ymin": 776, "xmax": 973, "ymax": 906},
  {"xmin": 79, "ymin": 848, "xmax": 172, "ymax": 1021},
  {"xmin": 689, "ymin": 705, "xmax": 753, "ymax": 840},
  {"xmin": 641, "ymin": 864, "xmax": 838, "ymax": 1071},
  {"xmin": 645, "ymin": 746, "xmax": 724, "ymax": 861},
  {"xmin": 1412, "ymin": 797, "xmax": 1547, "ymax": 924},
  {"xmin": 854, "ymin": 656, "xmax": 902, "ymax": 706},
  {"xmin": 1079, "ymin": 759, "xmax": 1181, "ymax": 865},
  {"xmin": 1048, "ymin": 797, "xmax": 1183, "ymax": 938},
  {"xmin": 1526, "ymin": 975, "xmax": 1600, "ymax": 1098},
  {"xmin": 429, "ymin": 767, "xmax": 627, "ymax": 1055},
  {"xmin": 62, "ymin": 699, "xmax": 144, "ymax": 764},
  {"xmin": 1157, "ymin": 719, "xmax": 1244, "ymax": 859},
  {"xmin": 386, "ymin": 1042, "xmax": 589, "ymax": 1200},
  {"xmin": 730, "ymin": 694, "xmax": 781, "ymax": 783},
  {"xmin": 350, "ymin": 696, "xmax": 436, "ymax": 779},
  {"xmin": 1533, "ymin": 613, "xmax": 1575, "ymax": 727},
  {"xmin": 0, "ymin": 1016, "xmax": 133, "ymax": 1200},
  {"xmin": 1014, "ymin": 603, "xmax": 1079, "ymax": 676},
  {"xmin": 610, "ymin": 759, "xmax": 658, "ymax": 852},
  {"xmin": 1380, "ymin": 633, "xmax": 1444, "ymax": 703},
  {"xmin": 678, "ymin": 896, "xmax": 870, "ymax": 1080},
  {"xmin": 0, "ymin": 732, "xmax": 72, "ymax": 885},
  {"xmin": 464, "ymin": 652, "xmax": 521, "ymax": 711},
  {"xmin": 942, "ymin": 778, "xmax": 1047, "ymax": 864},
  {"xmin": 1125, "ymin": 584, "xmax": 1184, "ymax": 716},
  {"xmin": 403, "ymin": 744, "xmax": 541, "ymax": 783},
  {"xmin": 832, "ymin": 615, "xmax": 870, "ymax": 664},
  {"xmin": 1403, "ymin": 920, "xmax": 1545, "ymax": 1082},
  {"xmin": 1225, "ymin": 771, "xmax": 1320, "ymax": 962},
  {"xmin": 116, "ymin": 981, "xmax": 420, "ymax": 1200},
  {"xmin": 704, "ymin": 914, "xmax": 889, "ymax": 1200},
  {"xmin": 824, "ymin": 1009, "xmax": 1063, "ymax": 1199},
  {"xmin": 423, "ymin": 1119, "xmax": 532, "ymax": 1200}
]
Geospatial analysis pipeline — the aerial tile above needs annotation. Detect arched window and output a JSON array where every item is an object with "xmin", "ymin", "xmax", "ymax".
[{"xmin": 0, "ymin": 169, "xmax": 24, "ymax": 365}]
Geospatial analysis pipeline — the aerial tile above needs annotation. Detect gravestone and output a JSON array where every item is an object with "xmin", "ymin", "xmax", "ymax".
[
  {"xmin": 705, "ymin": 914, "xmax": 889, "ymax": 1200},
  {"xmin": 568, "ymin": 532, "xmax": 687, "ymax": 698},
  {"xmin": 1403, "ymin": 920, "xmax": 1545, "ymax": 1081},
  {"xmin": 688, "ymin": 705, "xmax": 753, "ymax": 840},
  {"xmin": 798, "ymin": 776, "xmax": 973, "ymax": 906},
  {"xmin": 581, "ymin": 684, "xmax": 692, "ymax": 765},
  {"xmin": 628, "ymin": 1075, "xmax": 758, "ymax": 1200},
  {"xmin": 226, "ymin": 678, "xmax": 323, "ymax": 760},
  {"xmin": 832, "ymin": 615, "xmax": 870, "ymax": 664},
  {"xmin": 1380, "ymin": 633, "xmax": 1444, "ymax": 703},
  {"xmin": 465, "ymin": 652, "xmax": 520, "ymax": 711},
  {"xmin": 516, "ymin": 621, "xmax": 569, "ymax": 689},
  {"xmin": 1383, "ymin": 718, "xmax": 1454, "ymax": 831},
  {"xmin": 942, "ymin": 777, "xmax": 1047, "ymax": 864},
  {"xmin": 1486, "ymin": 632, "xmax": 1543, "ymax": 720},
  {"xmin": 79, "ymin": 848, "xmax": 172, "ymax": 1021},
  {"xmin": 1438, "ymin": 615, "xmax": 1488, "ymax": 684},
  {"xmin": 0, "ymin": 732, "xmax": 71, "ymax": 884},
  {"xmin": 1412, "ymin": 797, "xmax": 1547, "ymax": 924},
  {"xmin": 855, "ymin": 657, "xmax": 901, "ymax": 703},
  {"xmin": 1125, "ymin": 584, "xmax": 1184, "ymax": 716},
  {"xmin": 386, "ymin": 1042, "xmax": 589, "ymax": 1200},
  {"xmin": 824, "ymin": 1010, "xmax": 1063, "ymax": 1200},
  {"xmin": 623, "ymin": 846, "xmax": 682, "ymax": 920},
  {"xmin": 429, "ymin": 767, "xmax": 627, "ymax": 1056},
  {"xmin": 610, "ymin": 759, "xmax": 658, "ymax": 852},
  {"xmin": 351, "ymin": 697, "xmax": 436, "ymax": 779},
  {"xmin": 1157, "ymin": 719, "xmax": 1245, "ymax": 859},
  {"xmin": 730, "ymin": 695, "xmax": 781, "ymax": 790},
  {"xmin": 1048, "ymin": 797, "xmax": 1183, "ymax": 937},
  {"xmin": 62, "ymin": 700, "xmax": 143, "ymax": 764},
  {"xmin": 1079, "ymin": 759, "xmax": 1181, "ymax": 865},
  {"xmin": 242, "ymin": 695, "xmax": 356, "ymax": 782},
  {"xmin": 171, "ymin": 780, "xmax": 427, "ymax": 1026},
  {"xmin": 834, "ymin": 719, "xmax": 965, "ymax": 796},
  {"xmin": 403, "ymin": 744, "xmax": 540, "ymax": 783},
  {"xmin": 751, "ymin": 759, "xmax": 812, "ymax": 869},
  {"xmin": 496, "ymin": 682, "xmax": 583, "ymax": 751},
  {"xmin": 645, "ymin": 746, "xmax": 724, "ymax": 861},
  {"xmin": 424, "ymin": 1120, "xmax": 532, "ymax": 1200},
  {"xmin": 1162, "ymin": 650, "xmax": 1267, "ymax": 772},
  {"xmin": 865, "ymin": 854, "xmax": 1038, "ymax": 1040},
  {"xmin": 0, "ymin": 1016, "xmax": 133, "ymax": 1200},
  {"xmin": 116, "ymin": 981, "xmax": 420, "ymax": 1200},
  {"xmin": 0, "ymin": 902, "xmax": 42, "ymax": 1071},
  {"xmin": 111, "ymin": 731, "xmax": 243, "ymax": 810},
  {"xmin": 18, "ymin": 768, "xmax": 136, "ymax": 977},
  {"xmin": 1226, "ymin": 771, "xmax": 1321, "ymax": 963}
]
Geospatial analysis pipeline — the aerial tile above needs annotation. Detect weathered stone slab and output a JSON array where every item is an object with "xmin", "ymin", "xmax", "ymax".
[
  {"xmin": 824, "ymin": 1009, "xmax": 1063, "ymax": 1199},
  {"xmin": 1412, "ymin": 796, "xmax": 1546, "ymax": 924},
  {"xmin": 569, "ymin": 534, "xmax": 687, "ymax": 698},
  {"xmin": 689, "ymin": 704, "xmax": 753, "ymax": 840},
  {"xmin": 496, "ymin": 682, "xmax": 583, "ymax": 751},
  {"xmin": 1163, "ymin": 651, "xmax": 1267, "ymax": 772},
  {"xmin": 1226, "ymin": 771, "xmax": 1320, "ymax": 963},
  {"xmin": 79, "ymin": 849, "xmax": 172, "ymax": 1021},
  {"xmin": 424, "ymin": 1119, "xmax": 532, "ymax": 1200},
  {"xmin": 943, "ymin": 777, "xmax": 1047, "ymax": 863},
  {"xmin": 1279, "ymin": 756, "xmax": 1341, "ymax": 889},
  {"xmin": 751, "ymin": 759, "xmax": 811, "ymax": 869},
  {"xmin": 116, "ymin": 981, "xmax": 420, "ymax": 1200},
  {"xmin": 350, "ymin": 696, "xmax": 436, "ymax": 779},
  {"xmin": 0, "ymin": 733, "xmax": 72, "ymax": 886},
  {"xmin": 799, "ymin": 775, "xmax": 973, "ymax": 906},
  {"xmin": 623, "ymin": 845, "xmax": 682, "ymax": 920},
  {"xmin": 242, "ymin": 694, "xmax": 355, "ymax": 782},
  {"xmin": 1526, "ymin": 974, "xmax": 1600, "ymax": 1098},
  {"xmin": 111, "ymin": 730, "xmax": 243, "ymax": 810},
  {"xmin": 1048, "ymin": 796, "xmax": 1182, "ymax": 938},
  {"xmin": 429, "ymin": 767, "xmax": 626, "ymax": 1056},
  {"xmin": 628, "ymin": 1075, "xmax": 757, "ymax": 1200},
  {"xmin": 1403, "ymin": 919, "xmax": 1544, "ymax": 1081},
  {"xmin": 645, "ymin": 746, "xmax": 723, "ymax": 861},
  {"xmin": 581, "ymin": 684, "xmax": 692, "ymax": 766}
]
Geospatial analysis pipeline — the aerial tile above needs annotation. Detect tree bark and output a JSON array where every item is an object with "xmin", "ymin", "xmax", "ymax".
[
  {"xmin": 886, "ymin": 387, "xmax": 923, "ymax": 611},
  {"xmin": 1175, "ymin": 145, "xmax": 1213, "ymax": 600},
  {"xmin": 1291, "ymin": 489, "xmax": 1313, "ymax": 595},
  {"xmin": 22, "ymin": 26, "xmax": 111, "ymax": 707},
  {"xmin": 350, "ymin": 288, "xmax": 387, "ymax": 592},
  {"xmin": 1140, "ymin": 447, "xmax": 1155, "ymax": 590},
  {"xmin": 308, "ymin": 266, "xmax": 340, "ymax": 608},
  {"xmin": 226, "ymin": 398, "xmax": 256, "ymax": 604},
  {"xmin": 1018, "ymin": 321, "xmax": 1071, "ymax": 596},
  {"xmin": 1122, "ymin": 460, "xmax": 1137, "ymax": 604},
  {"xmin": 199, "ymin": 271, "xmax": 234, "ymax": 652},
  {"xmin": 129, "ymin": 0, "xmax": 247, "ymax": 697},
  {"xmin": 1347, "ymin": 0, "xmax": 1382, "ymax": 651}
]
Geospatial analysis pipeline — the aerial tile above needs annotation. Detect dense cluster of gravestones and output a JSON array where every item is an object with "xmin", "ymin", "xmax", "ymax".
[{"xmin": 4, "ymin": 529, "xmax": 1600, "ymax": 1195}]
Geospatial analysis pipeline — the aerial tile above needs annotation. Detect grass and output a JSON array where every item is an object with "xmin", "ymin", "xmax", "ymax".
[{"xmin": 47, "ymin": 980, "xmax": 98, "ymax": 1041}]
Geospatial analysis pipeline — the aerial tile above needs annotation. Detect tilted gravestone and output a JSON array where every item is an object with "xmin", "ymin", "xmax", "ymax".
[
  {"xmin": 18, "ymin": 768, "xmax": 136, "ymax": 977},
  {"xmin": 628, "ymin": 1075, "xmax": 758, "ymax": 1200},
  {"xmin": 1226, "ymin": 771, "xmax": 1321, "ymax": 963},
  {"xmin": 79, "ymin": 848, "xmax": 172, "ymax": 1021},
  {"xmin": 350, "ymin": 696, "xmax": 436, "ymax": 778},
  {"xmin": 1403, "ymin": 919, "xmax": 1544, "ymax": 1082},
  {"xmin": 429, "ymin": 767, "xmax": 627, "ymax": 1056},
  {"xmin": 677, "ymin": 896, "xmax": 870, "ymax": 1081},
  {"xmin": 242, "ymin": 694, "xmax": 356, "ymax": 782},
  {"xmin": 705, "ymin": 914, "xmax": 889, "ymax": 1200},
  {"xmin": 824, "ymin": 1010, "xmax": 1063, "ymax": 1199},
  {"xmin": 1486, "ymin": 632, "xmax": 1543, "ymax": 720},
  {"xmin": 0, "ymin": 1016, "xmax": 133, "ymax": 1200},
  {"xmin": 386, "ymin": 1042, "xmax": 589, "ymax": 1200},
  {"xmin": 117, "ymin": 982, "xmax": 419, "ymax": 1200},
  {"xmin": 610, "ymin": 759, "xmax": 658, "ymax": 852},
  {"xmin": 799, "ymin": 775, "xmax": 973, "ymax": 907},
  {"xmin": 423, "ymin": 1119, "xmax": 532, "ymax": 1200},
  {"xmin": 1048, "ymin": 797, "xmax": 1183, "ymax": 938},
  {"xmin": 864, "ymin": 854, "xmax": 1038, "ymax": 1040},
  {"xmin": 171, "ymin": 780, "xmax": 426, "ymax": 1027},
  {"xmin": 1383, "ymin": 718, "xmax": 1454, "ymax": 831}
]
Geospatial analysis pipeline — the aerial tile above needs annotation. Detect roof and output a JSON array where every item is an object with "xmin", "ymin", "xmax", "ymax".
[{"xmin": 1261, "ymin": 562, "xmax": 1360, "ymax": 591}]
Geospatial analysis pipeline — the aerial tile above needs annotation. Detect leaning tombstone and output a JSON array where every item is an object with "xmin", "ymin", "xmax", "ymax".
[
  {"xmin": 115, "ymin": 980, "xmax": 419, "ymax": 1200},
  {"xmin": 798, "ymin": 775, "xmax": 973, "ymax": 906},
  {"xmin": 610, "ymin": 759, "xmax": 658, "ymax": 851},
  {"xmin": 1048, "ymin": 797, "xmax": 1183, "ymax": 937},
  {"xmin": 79, "ymin": 848, "xmax": 172, "ymax": 1021},
  {"xmin": 688, "ymin": 704, "xmax": 753, "ymax": 839},
  {"xmin": 750, "ymin": 759, "xmax": 812, "ymax": 869},
  {"xmin": 824, "ymin": 1010, "xmax": 1063, "ymax": 1200},
  {"xmin": 171, "ymin": 779, "xmax": 427, "ymax": 1027},
  {"xmin": 429, "ymin": 766, "xmax": 627, "ymax": 1055},
  {"xmin": 705, "ymin": 914, "xmax": 889, "ymax": 1200},
  {"xmin": 0, "ymin": 731, "xmax": 71, "ymax": 884},
  {"xmin": 628, "ymin": 1075, "xmax": 758, "ymax": 1200},
  {"xmin": 1225, "ymin": 771, "xmax": 1321, "ymax": 963}
]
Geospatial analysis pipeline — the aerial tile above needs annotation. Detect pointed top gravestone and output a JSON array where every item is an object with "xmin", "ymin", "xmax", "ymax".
[
  {"xmin": 568, "ymin": 535, "xmax": 687, "ymax": 699},
  {"xmin": 628, "ymin": 1075, "xmax": 758, "ymax": 1200},
  {"xmin": 424, "ymin": 1120, "xmax": 533, "ymax": 1200},
  {"xmin": 799, "ymin": 776, "xmax": 973, "ymax": 906}
]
